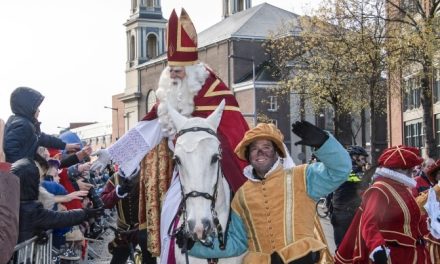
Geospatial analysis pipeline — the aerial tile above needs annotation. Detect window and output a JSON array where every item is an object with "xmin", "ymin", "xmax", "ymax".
[
  {"xmin": 404, "ymin": 121, "xmax": 423, "ymax": 148},
  {"xmin": 146, "ymin": 90, "xmax": 157, "ymax": 113},
  {"xmin": 269, "ymin": 119, "xmax": 278, "ymax": 127},
  {"xmin": 434, "ymin": 69, "xmax": 440, "ymax": 102},
  {"xmin": 403, "ymin": 76, "xmax": 421, "ymax": 111},
  {"xmin": 130, "ymin": 35, "xmax": 136, "ymax": 62},
  {"xmin": 436, "ymin": 115, "xmax": 440, "ymax": 157},
  {"xmin": 147, "ymin": 0, "xmax": 154, "ymax": 7},
  {"xmin": 146, "ymin": 34, "xmax": 157, "ymax": 59},
  {"xmin": 268, "ymin": 96, "xmax": 278, "ymax": 112},
  {"xmin": 404, "ymin": 123, "xmax": 412, "ymax": 146}
]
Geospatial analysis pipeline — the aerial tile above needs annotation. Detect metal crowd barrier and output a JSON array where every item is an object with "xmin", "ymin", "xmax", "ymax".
[{"xmin": 8, "ymin": 231, "xmax": 53, "ymax": 264}]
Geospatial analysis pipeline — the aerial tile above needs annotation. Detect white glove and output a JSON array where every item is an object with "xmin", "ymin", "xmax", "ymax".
[{"xmin": 90, "ymin": 149, "xmax": 111, "ymax": 172}]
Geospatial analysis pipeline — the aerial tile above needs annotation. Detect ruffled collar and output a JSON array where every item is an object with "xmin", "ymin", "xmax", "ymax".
[{"xmin": 373, "ymin": 167, "xmax": 416, "ymax": 188}]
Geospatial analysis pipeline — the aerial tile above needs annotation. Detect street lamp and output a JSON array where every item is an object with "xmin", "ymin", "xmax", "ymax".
[
  {"xmin": 104, "ymin": 106, "xmax": 119, "ymax": 140},
  {"xmin": 229, "ymin": 54, "xmax": 257, "ymax": 126}
]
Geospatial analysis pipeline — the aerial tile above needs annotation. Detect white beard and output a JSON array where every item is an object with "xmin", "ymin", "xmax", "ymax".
[{"xmin": 156, "ymin": 63, "xmax": 209, "ymax": 136}]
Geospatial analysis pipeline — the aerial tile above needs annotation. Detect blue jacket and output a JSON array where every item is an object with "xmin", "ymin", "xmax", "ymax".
[{"xmin": 4, "ymin": 87, "xmax": 66, "ymax": 163}]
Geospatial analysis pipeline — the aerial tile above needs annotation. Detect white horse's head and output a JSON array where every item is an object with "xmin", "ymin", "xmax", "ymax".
[
  {"xmin": 167, "ymin": 99, "xmax": 227, "ymax": 243},
  {"xmin": 424, "ymin": 188, "xmax": 440, "ymax": 239}
]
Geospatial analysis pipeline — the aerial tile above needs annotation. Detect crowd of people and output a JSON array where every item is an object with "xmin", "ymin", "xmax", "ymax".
[{"xmin": 1, "ymin": 6, "xmax": 440, "ymax": 264}]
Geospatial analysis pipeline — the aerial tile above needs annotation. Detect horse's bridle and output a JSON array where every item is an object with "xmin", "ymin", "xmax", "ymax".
[{"xmin": 169, "ymin": 126, "xmax": 228, "ymax": 255}]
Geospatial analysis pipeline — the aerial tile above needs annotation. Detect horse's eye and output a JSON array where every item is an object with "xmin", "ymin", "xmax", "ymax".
[
  {"xmin": 437, "ymin": 216, "xmax": 440, "ymax": 223},
  {"xmin": 174, "ymin": 156, "xmax": 181, "ymax": 165},
  {"xmin": 211, "ymin": 154, "xmax": 220, "ymax": 164}
]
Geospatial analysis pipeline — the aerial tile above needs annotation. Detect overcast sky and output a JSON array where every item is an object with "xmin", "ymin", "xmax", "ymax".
[{"xmin": 0, "ymin": 0, "xmax": 319, "ymax": 134}]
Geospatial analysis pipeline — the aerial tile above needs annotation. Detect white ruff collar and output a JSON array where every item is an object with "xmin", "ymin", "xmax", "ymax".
[{"xmin": 373, "ymin": 167, "xmax": 416, "ymax": 188}]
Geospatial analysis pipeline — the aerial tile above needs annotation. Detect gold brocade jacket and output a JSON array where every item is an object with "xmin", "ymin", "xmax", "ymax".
[{"xmin": 231, "ymin": 164, "xmax": 327, "ymax": 263}]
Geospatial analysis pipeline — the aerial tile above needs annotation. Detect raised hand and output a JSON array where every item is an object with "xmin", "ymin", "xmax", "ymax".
[{"xmin": 291, "ymin": 120, "xmax": 329, "ymax": 148}]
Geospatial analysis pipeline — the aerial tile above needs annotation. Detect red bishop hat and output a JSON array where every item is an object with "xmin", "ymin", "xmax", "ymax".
[
  {"xmin": 167, "ymin": 8, "xmax": 198, "ymax": 66},
  {"xmin": 378, "ymin": 145, "xmax": 424, "ymax": 169}
]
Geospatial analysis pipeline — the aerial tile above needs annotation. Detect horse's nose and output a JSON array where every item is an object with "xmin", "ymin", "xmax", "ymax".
[
  {"xmin": 191, "ymin": 218, "xmax": 212, "ymax": 240},
  {"xmin": 187, "ymin": 219, "xmax": 195, "ymax": 232},
  {"xmin": 202, "ymin": 218, "xmax": 212, "ymax": 232}
]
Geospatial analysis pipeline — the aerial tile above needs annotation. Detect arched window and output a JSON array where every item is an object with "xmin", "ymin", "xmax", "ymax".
[
  {"xmin": 130, "ymin": 35, "xmax": 136, "ymax": 61},
  {"xmin": 146, "ymin": 34, "xmax": 157, "ymax": 59},
  {"xmin": 147, "ymin": 0, "xmax": 154, "ymax": 7},
  {"xmin": 146, "ymin": 90, "xmax": 157, "ymax": 113}
]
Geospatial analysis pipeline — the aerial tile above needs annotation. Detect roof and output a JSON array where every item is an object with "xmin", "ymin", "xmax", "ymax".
[
  {"xmin": 198, "ymin": 3, "xmax": 300, "ymax": 48},
  {"xmin": 137, "ymin": 2, "xmax": 300, "ymax": 69}
]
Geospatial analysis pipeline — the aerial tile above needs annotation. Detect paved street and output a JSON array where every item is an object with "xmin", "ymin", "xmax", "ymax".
[
  {"xmin": 84, "ymin": 208, "xmax": 336, "ymax": 263},
  {"xmin": 86, "ymin": 228, "xmax": 114, "ymax": 264},
  {"xmin": 84, "ymin": 212, "xmax": 115, "ymax": 264}
]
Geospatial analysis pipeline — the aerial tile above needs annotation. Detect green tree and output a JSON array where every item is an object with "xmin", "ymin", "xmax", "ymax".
[
  {"xmin": 266, "ymin": 0, "xmax": 388, "ymax": 160},
  {"xmin": 383, "ymin": 0, "xmax": 440, "ymax": 158}
]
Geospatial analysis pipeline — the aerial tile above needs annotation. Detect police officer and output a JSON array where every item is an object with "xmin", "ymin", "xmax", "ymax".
[{"xmin": 331, "ymin": 146, "xmax": 369, "ymax": 247}]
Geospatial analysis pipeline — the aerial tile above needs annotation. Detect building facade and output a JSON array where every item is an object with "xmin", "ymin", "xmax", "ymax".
[
  {"xmin": 387, "ymin": 0, "xmax": 440, "ymax": 157},
  {"xmin": 110, "ymin": 0, "xmax": 378, "ymax": 164}
]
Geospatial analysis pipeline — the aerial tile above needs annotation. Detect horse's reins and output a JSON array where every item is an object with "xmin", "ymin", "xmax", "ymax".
[{"xmin": 168, "ymin": 126, "xmax": 227, "ymax": 262}]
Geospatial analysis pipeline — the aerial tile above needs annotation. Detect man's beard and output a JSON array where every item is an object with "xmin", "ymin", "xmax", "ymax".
[
  {"xmin": 165, "ymin": 77, "xmax": 195, "ymax": 117},
  {"xmin": 156, "ymin": 64, "xmax": 208, "ymax": 136},
  {"xmin": 156, "ymin": 76, "xmax": 197, "ymax": 136}
]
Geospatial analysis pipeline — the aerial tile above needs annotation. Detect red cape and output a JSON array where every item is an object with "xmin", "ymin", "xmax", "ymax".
[{"xmin": 142, "ymin": 67, "xmax": 249, "ymax": 192}]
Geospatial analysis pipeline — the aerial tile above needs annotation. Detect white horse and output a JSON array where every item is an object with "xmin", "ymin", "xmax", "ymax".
[{"xmin": 167, "ymin": 100, "xmax": 244, "ymax": 264}]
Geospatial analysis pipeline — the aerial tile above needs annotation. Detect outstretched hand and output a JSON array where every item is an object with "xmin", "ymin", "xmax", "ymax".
[
  {"xmin": 84, "ymin": 207, "xmax": 105, "ymax": 219},
  {"xmin": 291, "ymin": 120, "xmax": 329, "ymax": 148},
  {"xmin": 90, "ymin": 149, "xmax": 111, "ymax": 172}
]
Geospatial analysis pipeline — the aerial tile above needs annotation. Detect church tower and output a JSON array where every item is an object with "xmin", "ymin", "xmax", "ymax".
[
  {"xmin": 125, "ymin": 0, "xmax": 167, "ymax": 69},
  {"xmin": 122, "ymin": 0, "xmax": 167, "ymax": 131},
  {"xmin": 223, "ymin": 0, "xmax": 252, "ymax": 18}
]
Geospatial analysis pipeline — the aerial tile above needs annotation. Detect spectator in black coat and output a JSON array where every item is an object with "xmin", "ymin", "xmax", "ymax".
[
  {"xmin": 11, "ymin": 157, "xmax": 103, "ymax": 243},
  {"xmin": 3, "ymin": 87, "xmax": 79, "ymax": 163}
]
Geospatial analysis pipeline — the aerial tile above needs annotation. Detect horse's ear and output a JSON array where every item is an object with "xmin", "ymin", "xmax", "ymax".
[
  {"xmin": 167, "ymin": 102, "xmax": 187, "ymax": 131},
  {"xmin": 206, "ymin": 99, "xmax": 225, "ymax": 131}
]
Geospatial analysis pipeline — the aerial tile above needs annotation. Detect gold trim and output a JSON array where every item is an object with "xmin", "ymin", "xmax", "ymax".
[
  {"xmin": 139, "ymin": 222, "xmax": 148, "ymax": 230},
  {"xmin": 368, "ymin": 186, "xmax": 390, "ymax": 204},
  {"xmin": 239, "ymin": 189, "xmax": 261, "ymax": 251},
  {"xmin": 284, "ymin": 169, "xmax": 293, "ymax": 244},
  {"xmin": 195, "ymin": 105, "xmax": 241, "ymax": 112},
  {"xmin": 168, "ymin": 60, "xmax": 198, "ymax": 66},
  {"xmin": 376, "ymin": 181, "xmax": 412, "ymax": 237},
  {"xmin": 176, "ymin": 19, "xmax": 197, "ymax": 52},
  {"xmin": 203, "ymin": 79, "xmax": 233, "ymax": 97}
]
